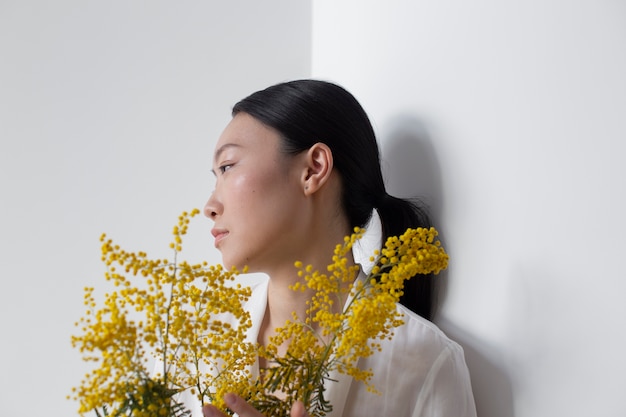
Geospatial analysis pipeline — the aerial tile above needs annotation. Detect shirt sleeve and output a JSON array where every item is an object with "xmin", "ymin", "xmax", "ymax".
[{"xmin": 412, "ymin": 343, "xmax": 477, "ymax": 417}]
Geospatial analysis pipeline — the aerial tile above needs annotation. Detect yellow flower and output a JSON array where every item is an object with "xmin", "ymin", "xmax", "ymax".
[
  {"xmin": 71, "ymin": 211, "xmax": 448, "ymax": 417},
  {"xmin": 71, "ymin": 210, "xmax": 255, "ymax": 416},
  {"xmin": 249, "ymin": 226, "xmax": 448, "ymax": 417}
]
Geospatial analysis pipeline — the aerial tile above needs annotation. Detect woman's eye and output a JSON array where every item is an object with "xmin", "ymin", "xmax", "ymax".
[{"xmin": 219, "ymin": 164, "xmax": 233, "ymax": 173}]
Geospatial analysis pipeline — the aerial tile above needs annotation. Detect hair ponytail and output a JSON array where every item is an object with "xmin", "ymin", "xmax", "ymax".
[
  {"xmin": 233, "ymin": 79, "xmax": 437, "ymax": 321},
  {"xmin": 375, "ymin": 194, "xmax": 436, "ymax": 320}
]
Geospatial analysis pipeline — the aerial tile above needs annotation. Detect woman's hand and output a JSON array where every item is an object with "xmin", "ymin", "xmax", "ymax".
[{"xmin": 202, "ymin": 393, "xmax": 309, "ymax": 417}]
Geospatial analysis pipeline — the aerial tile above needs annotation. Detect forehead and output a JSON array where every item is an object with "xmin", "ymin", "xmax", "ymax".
[{"xmin": 213, "ymin": 113, "xmax": 281, "ymax": 160}]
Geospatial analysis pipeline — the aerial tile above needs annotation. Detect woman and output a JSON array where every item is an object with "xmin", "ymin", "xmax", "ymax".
[{"xmin": 200, "ymin": 80, "xmax": 476, "ymax": 417}]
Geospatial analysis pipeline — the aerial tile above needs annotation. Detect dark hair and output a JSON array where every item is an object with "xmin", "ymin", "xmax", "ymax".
[{"xmin": 232, "ymin": 79, "xmax": 437, "ymax": 320}]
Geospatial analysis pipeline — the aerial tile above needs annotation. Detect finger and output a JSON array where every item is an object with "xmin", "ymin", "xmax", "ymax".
[
  {"xmin": 202, "ymin": 404, "xmax": 228, "ymax": 417},
  {"xmin": 290, "ymin": 400, "xmax": 309, "ymax": 417},
  {"xmin": 223, "ymin": 393, "xmax": 265, "ymax": 417}
]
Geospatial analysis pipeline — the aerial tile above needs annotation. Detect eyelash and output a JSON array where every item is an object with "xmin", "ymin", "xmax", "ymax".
[{"xmin": 218, "ymin": 163, "xmax": 233, "ymax": 174}]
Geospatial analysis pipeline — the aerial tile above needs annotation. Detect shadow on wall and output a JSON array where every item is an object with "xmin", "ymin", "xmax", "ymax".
[
  {"xmin": 379, "ymin": 115, "xmax": 515, "ymax": 417},
  {"xmin": 379, "ymin": 115, "xmax": 448, "ymax": 310},
  {"xmin": 379, "ymin": 115, "xmax": 443, "ymax": 225},
  {"xmin": 438, "ymin": 317, "xmax": 516, "ymax": 417}
]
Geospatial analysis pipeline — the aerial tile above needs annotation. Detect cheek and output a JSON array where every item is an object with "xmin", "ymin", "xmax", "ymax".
[
  {"xmin": 229, "ymin": 176, "xmax": 251, "ymax": 201},
  {"xmin": 235, "ymin": 169, "xmax": 282, "ymax": 199},
  {"xmin": 225, "ymin": 165, "xmax": 299, "ymax": 221},
  {"xmin": 226, "ymin": 173, "xmax": 265, "ymax": 217}
]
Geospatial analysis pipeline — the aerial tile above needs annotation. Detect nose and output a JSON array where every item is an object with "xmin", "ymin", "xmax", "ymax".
[{"xmin": 203, "ymin": 191, "xmax": 222, "ymax": 220}]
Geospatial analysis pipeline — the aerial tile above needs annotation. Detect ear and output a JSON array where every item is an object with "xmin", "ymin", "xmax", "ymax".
[{"xmin": 301, "ymin": 142, "xmax": 333, "ymax": 196}]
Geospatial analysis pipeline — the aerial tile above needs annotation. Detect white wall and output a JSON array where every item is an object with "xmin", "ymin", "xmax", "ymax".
[
  {"xmin": 4, "ymin": 2, "xmax": 624, "ymax": 416},
  {"xmin": 313, "ymin": 1, "xmax": 626, "ymax": 416},
  {"xmin": 0, "ymin": 1, "xmax": 310, "ymax": 414}
]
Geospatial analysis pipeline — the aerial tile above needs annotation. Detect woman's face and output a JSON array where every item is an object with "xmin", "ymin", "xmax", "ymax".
[{"xmin": 204, "ymin": 113, "xmax": 307, "ymax": 271}]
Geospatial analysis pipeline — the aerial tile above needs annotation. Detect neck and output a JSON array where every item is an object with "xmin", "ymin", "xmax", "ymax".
[
  {"xmin": 257, "ymin": 225, "xmax": 356, "ymax": 352},
  {"xmin": 264, "ymin": 246, "xmax": 355, "ymax": 325}
]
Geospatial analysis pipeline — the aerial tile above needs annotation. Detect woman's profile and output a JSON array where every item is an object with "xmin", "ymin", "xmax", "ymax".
[{"xmin": 196, "ymin": 79, "xmax": 476, "ymax": 417}]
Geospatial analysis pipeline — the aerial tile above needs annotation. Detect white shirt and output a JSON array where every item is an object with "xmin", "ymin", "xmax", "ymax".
[{"xmin": 178, "ymin": 273, "xmax": 477, "ymax": 417}]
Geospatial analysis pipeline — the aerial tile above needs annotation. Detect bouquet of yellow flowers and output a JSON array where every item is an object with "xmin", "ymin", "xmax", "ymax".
[{"xmin": 70, "ymin": 210, "xmax": 448, "ymax": 417}]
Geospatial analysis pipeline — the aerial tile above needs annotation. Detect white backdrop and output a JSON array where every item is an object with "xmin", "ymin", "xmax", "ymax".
[
  {"xmin": 0, "ymin": 1, "xmax": 310, "ymax": 415},
  {"xmin": 3, "ymin": 1, "xmax": 625, "ymax": 416},
  {"xmin": 313, "ymin": 1, "xmax": 626, "ymax": 417}
]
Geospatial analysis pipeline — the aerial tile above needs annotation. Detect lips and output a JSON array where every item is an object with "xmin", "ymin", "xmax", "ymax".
[{"xmin": 211, "ymin": 228, "xmax": 229, "ymax": 247}]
